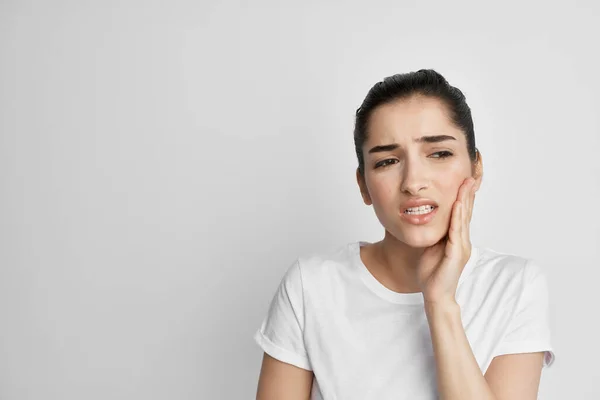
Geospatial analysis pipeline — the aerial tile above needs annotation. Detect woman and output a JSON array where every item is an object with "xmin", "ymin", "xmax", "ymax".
[{"xmin": 253, "ymin": 69, "xmax": 555, "ymax": 399}]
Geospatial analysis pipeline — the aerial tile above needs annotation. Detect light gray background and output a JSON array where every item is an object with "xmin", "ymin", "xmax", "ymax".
[{"xmin": 1, "ymin": 1, "xmax": 598, "ymax": 399}]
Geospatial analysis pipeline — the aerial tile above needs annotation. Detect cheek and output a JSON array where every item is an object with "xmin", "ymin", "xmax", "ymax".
[
  {"xmin": 438, "ymin": 171, "xmax": 468, "ymax": 204},
  {"xmin": 367, "ymin": 176, "xmax": 397, "ymax": 203}
]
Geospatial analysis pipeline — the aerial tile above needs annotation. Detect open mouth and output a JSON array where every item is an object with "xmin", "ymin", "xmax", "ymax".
[{"xmin": 403, "ymin": 205, "xmax": 437, "ymax": 215}]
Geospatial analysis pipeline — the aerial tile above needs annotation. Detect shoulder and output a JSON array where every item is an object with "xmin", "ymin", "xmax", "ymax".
[
  {"xmin": 471, "ymin": 245, "xmax": 547, "ymax": 283},
  {"xmin": 461, "ymin": 245, "xmax": 549, "ymax": 302},
  {"xmin": 280, "ymin": 242, "xmax": 356, "ymax": 292},
  {"xmin": 296, "ymin": 242, "xmax": 355, "ymax": 277}
]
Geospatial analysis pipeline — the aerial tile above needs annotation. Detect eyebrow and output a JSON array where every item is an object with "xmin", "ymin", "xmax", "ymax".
[{"xmin": 367, "ymin": 135, "xmax": 457, "ymax": 154}]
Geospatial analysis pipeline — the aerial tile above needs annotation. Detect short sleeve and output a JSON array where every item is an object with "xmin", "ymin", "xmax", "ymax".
[
  {"xmin": 253, "ymin": 258, "xmax": 313, "ymax": 371},
  {"xmin": 494, "ymin": 260, "xmax": 555, "ymax": 368}
]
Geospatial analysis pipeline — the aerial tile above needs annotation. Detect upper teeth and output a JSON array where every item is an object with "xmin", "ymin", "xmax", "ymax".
[{"xmin": 405, "ymin": 205, "xmax": 435, "ymax": 214}]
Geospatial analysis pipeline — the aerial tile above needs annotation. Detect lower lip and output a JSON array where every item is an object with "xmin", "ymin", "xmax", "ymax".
[{"xmin": 400, "ymin": 207, "xmax": 438, "ymax": 225}]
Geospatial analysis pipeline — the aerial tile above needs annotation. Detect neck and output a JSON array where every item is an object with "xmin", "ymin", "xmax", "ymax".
[{"xmin": 375, "ymin": 231, "xmax": 427, "ymax": 293}]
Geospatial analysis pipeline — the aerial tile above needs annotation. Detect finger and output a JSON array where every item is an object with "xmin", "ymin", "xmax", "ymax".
[
  {"xmin": 449, "ymin": 200, "xmax": 462, "ymax": 250},
  {"xmin": 460, "ymin": 180, "xmax": 471, "ymax": 244},
  {"xmin": 456, "ymin": 178, "xmax": 471, "ymax": 203},
  {"xmin": 456, "ymin": 179, "xmax": 473, "ymax": 250},
  {"xmin": 467, "ymin": 179, "xmax": 478, "ymax": 242},
  {"xmin": 462, "ymin": 196, "xmax": 470, "ymax": 244},
  {"xmin": 459, "ymin": 179, "xmax": 472, "ymax": 223},
  {"xmin": 466, "ymin": 179, "xmax": 475, "ymax": 224}
]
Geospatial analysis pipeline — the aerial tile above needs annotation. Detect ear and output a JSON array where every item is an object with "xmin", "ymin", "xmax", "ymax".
[
  {"xmin": 356, "ymin": 168, "xmax": 372, "ymax": 206},
  {"xmin": 472, "ymin": 149, "xmax": 483, "ymax": 192}
]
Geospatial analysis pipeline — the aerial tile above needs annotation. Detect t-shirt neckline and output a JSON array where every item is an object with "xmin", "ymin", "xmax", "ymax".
[{"xmin": 351, "ymin": 240, "xmax": 479, "ymax": 305}]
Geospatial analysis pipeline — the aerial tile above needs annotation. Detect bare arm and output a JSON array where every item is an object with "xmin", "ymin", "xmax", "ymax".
[
  {"xmin": 256, "ymin": 352, "xmax": 314, "ymax": 400},
  {"xmin": 255, "ymin": 303, "xmax": 544, "ymax": 400},
  {"xmin": 426, "ymin": 300, "xmax": 544, "ymax": 400},
  {"xmin": 485, "ymin": 352, "xmax": 544, "ymax": 399}
]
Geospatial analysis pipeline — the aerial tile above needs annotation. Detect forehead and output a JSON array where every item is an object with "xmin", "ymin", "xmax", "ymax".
[{"xmin": 366, "ymin": 95, "xmax": 463, "ymax": 144}]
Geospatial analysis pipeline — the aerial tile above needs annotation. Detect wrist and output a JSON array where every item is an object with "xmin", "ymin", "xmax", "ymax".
[{"xmin": 424, "ymin": 298, "xmax": 461, "ymax": 317}]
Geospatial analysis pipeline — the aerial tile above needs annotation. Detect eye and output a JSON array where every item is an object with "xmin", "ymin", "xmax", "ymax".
[
  {"xmin": 430, "ymin": 151, "xmax": 454, "ymax": 159},
  {"xmin": 374, "ymin": 159, "xmax": 398, "ymax": 169}
]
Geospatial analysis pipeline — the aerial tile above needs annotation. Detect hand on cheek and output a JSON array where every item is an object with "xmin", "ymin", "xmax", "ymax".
[{"xmin": 418, "ymin": 177, "xmax": 477, "ymax": 305}]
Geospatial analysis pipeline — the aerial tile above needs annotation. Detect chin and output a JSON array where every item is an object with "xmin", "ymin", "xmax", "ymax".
[
  {"xmin": 396, "ymin": 228, "xmax": 447, "ymax": 248},
  {"xmin": 403, "ymin": 237, "xmax": 441, "ymax": 248},
  {"xmin": 376, "ymin": 208, "xmax": 450, "ymax": 248}
]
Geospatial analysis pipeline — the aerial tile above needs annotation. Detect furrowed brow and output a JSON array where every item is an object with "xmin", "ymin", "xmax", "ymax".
[
  {"xmin": 415, "ymin": 134, "xmax": 457, "ymax": 144},
  {"xmin": 368, "ymin": 135, "xmax": 457, "ymax": 154}
]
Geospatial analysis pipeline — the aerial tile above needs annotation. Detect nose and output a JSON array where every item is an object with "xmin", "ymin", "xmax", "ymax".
[{"xmin": 400, "ymin": 156, "xmax": 429, "ymax": 196}]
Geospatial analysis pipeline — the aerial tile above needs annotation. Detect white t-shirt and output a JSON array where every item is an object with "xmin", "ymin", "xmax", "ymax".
[{"xmin": 254, "ymin": 241, "xmax": 555, "ymax": 400}]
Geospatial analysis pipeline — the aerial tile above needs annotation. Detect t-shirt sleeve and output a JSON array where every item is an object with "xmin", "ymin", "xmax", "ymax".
[
  {"xmin": 494, "ymin": 259, "xmax": 555, "ymax": 368},
  {"xmin": 253, "ymin": 258, "xmax": 313, "ymax": 371}
]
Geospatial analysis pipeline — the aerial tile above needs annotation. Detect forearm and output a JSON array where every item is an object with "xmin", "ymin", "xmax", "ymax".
[{"xmin": 425, "ymin": 300, "xmax": 496, "ymax": 400}]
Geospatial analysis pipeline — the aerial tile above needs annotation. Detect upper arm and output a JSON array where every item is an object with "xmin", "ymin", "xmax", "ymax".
[
  {"xmin": 256, "ymin": 352, "xmax": 314, "ymax": 400},
  {"xmin": 254, "ymin": 259, "xmax": 315, "ymax": 398},
  {"xmin": 484, "ymin": 352, "xmax": 544, "ymax": 400}
]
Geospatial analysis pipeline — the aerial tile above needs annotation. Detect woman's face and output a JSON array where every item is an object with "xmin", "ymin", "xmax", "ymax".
[{"xmin": 357, "ymin": 95, "xmax": 482, "ymax": 248}]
